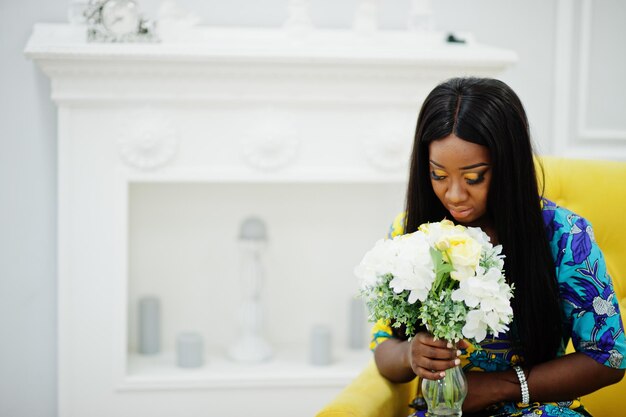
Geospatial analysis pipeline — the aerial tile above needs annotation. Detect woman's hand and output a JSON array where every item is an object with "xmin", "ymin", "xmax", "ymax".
[
  {"xmin": 407, "ymin": 332, "xmax": 466, "ymax": 380},
  {"xmin": 373, "ymin": 333, "xmax": 469, "ymax": 383}
]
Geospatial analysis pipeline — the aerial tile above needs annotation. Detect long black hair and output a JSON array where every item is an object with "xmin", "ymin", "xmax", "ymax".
[{"xmin": 405, "ymin": 77, "xmax": 562, "ymax": 368}]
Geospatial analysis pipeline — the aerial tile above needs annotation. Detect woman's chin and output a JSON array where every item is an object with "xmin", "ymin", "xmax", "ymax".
[{"xmin": 449, "ymin": 208, "xmax": 474, "ymax": 222}]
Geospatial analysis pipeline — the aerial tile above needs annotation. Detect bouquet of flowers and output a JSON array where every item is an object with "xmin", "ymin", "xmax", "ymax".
[{"xmin": 355, "ymin": 220, "xmax": 514, "ymax": 344}]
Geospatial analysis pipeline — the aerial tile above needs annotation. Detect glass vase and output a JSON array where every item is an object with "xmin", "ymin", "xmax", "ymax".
[{"xmin": 421, "ymin": 364, "xmax": 467, "ymax": 417}]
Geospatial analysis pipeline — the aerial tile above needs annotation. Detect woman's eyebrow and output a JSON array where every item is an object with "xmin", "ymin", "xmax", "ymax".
[
  {"xmin": 429, "ymin": 160, "xmax": 489, "ymax": 170},
  {"xmin": 460, "ymin": 162, "xmax": 489, "ymax": 170}
]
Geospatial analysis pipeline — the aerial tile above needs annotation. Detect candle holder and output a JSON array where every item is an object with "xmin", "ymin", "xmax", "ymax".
[
  {"xmin": 310, "ymin": 325, "xmax": 333, "ymax": 366},
  {"xmin": 176, "ymin": 332, "xmax": 204, "ymax": 368},
  {"xmin": 138, "ymin": 296, "xmax": 160, "ymax": 355},
  {"xmin": 348, "ymin": 298, "xmax": 367, "ymax": 349}
]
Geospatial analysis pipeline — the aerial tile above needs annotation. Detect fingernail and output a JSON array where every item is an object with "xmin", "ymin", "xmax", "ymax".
[
  {"xmin": 446, "ymin": 342, "xmax": 453, "ymax": 348},
  {"xmin": 439, "ymin": 372, "xmax": 446, "ymax": 378},
  {"xmin": 454, "ymin": 358, "xmax": 461, "ymax": 366},
  {"xmin": 457, "ymin": 350, "xmax": 462, "ymax": 356}
]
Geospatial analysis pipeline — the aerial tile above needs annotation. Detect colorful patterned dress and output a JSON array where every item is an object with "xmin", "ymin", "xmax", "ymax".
[{"xmin": 370, "ymin": 199, "xmax": 626, "ymax": 417}]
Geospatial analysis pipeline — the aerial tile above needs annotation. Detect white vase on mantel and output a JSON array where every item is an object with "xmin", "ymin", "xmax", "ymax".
[
  {"xmin": 283, "ymin": 0, "xmax": 314, "ymax": 38},
  {"xmin": 352, "ymin": 0, "xmax": 379, "ymax": 35},
  {"xmin": 407, "ymin": 0, "xmax": 434, "ymax": 32},
  {"xmin": 227, "ymin": 217, "xmax": 273, "ymax": 363}
]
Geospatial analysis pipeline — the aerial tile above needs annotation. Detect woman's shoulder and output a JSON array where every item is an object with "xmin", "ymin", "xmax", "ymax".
[
  {"xmin": 540, "ymin": 197, "xmax": 600, "ymax": 270},
  {"xmin": 540, "ymin": 197, "xmax": 593, "ymax": 242},
  {"xmin": 540, "ymin": 197, "xmax": 580, "ymax": 221},
  {"xmin": 388, "ymin": 212, "xmax": 407, "ymax": 238}
]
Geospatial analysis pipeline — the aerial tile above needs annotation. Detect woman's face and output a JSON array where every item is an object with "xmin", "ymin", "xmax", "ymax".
[{"xmin": 428, "ymin": 134, "xmax": 492, "ymax": 227}]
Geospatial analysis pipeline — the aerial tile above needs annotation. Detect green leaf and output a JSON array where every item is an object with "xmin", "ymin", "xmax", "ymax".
[{"xmin": 429, "ymin": 247, "xmax": 454, "ymax": 297}]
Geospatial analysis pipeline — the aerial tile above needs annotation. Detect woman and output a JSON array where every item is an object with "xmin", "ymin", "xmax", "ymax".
[{"xmin": 371, "ymin": 77, "xmax": 625, "ymax": 416}]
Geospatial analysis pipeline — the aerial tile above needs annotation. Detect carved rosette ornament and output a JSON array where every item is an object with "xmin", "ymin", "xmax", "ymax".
[
  {"xmin": 118, "ymin": 111, "xmax": 179, "ymax": 170},
  {"xmin": 363, "ymin": 130, "xmax": 412, "ymax": 172},
  {"xmin": 241, "ymin": 110, "xmax": 299, "ymax": 171}
]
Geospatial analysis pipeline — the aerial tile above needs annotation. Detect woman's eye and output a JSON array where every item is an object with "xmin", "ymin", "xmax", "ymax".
[
  {"xmin": 430, "ymin": 171, "xmax": 447, "ymax": 180},
  {"xmin": 465, "ymin": 173, "xmax": 485, "ymax": 185}
]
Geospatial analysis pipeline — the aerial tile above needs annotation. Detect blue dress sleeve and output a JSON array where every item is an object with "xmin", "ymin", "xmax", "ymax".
[{"xmin": 549, "ymin": 205, "xmax": 626, "ymax": 369}]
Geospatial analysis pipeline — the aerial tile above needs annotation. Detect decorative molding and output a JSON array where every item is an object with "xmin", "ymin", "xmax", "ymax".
[
  {"xmin": 552, "ymin": 0, "xmax": 574, "ymax": 155},
  {"xmin": 240, "ymin": 109, "xmax": 299, "ymax": 171},
  {"xmin": 579, "ymin": 129, "xmax": 626, "ymax": 142},
  {"xmin": 363, "ymin": 136, "xmax": 411, "ymax": 172},
  {"xmin": 553, "ymin": 0, "xmax": 626, "ymax": 158},
  {"xmin": 575, "ymin": 0, "xmax": 593, "ymax": 141},
  {"xmin": 118, "ymin": 110, "xmax": 179, "ymax": 170},
  {"xmin": 39, "ymin": 63, "xmax": 508, "ymax": 106},
  {"xmin": 362, "ymin": 117, "xmax": 413, "ymax": 172},
  {"xmin": 576, "ymin": 0, "xmax": 626, "ymax": 142}
]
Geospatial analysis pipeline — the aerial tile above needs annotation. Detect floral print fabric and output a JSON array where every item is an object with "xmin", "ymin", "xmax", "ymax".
[
  {"xmin": 543, "ymin": 199, "xmax": 625, "ymax": 369},
  {"xmin": 372, "ymin": 199, "xmax": 626, "ymax": 416}
]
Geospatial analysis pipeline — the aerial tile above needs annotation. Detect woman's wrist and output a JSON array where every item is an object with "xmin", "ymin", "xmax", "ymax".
[
  {"xmin": 403, "ymin": 339, "xmax": 415, "ymax": 376},
  {"xmin": 373, "ymin": 338, "xmax": 418, "ymax": 383},
  {"xmin": 513, "ymin": 366, "xmax": 530, "ymax": 405},
  {"xmin": 496, "ymin": 368, "xmax": 524, "ymax": 403}
]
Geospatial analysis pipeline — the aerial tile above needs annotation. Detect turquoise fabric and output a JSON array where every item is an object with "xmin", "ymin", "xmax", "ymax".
[{"xmin": 543, "ymin": 199, "xmax": 626, "ymax": 369}]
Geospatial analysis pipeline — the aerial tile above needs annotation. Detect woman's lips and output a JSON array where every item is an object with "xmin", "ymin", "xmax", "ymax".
[{"xmin": 449, "ymin": 207, "xmax": 473, "ymax": 219}]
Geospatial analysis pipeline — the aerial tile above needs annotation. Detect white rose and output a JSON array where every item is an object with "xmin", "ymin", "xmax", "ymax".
[
  {"xmin": 466, "ymin": 226, "xmax": 493, "ymax": 249},
  {"xmin": 354, "ymin": 238, "xmax": 397, "ymax": 289},
  {"xmin": 462, "ymin": 310, "xmax": 488, "ymax": 342},
  {"xmin": 388, "ymin": 231, "xmax": 435, "ymax": 303},
  {"xmin": 452, "ymin": 267, "xmax": 513, "ymax": 337}
]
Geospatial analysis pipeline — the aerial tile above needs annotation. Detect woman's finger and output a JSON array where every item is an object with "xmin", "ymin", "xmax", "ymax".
[
  {"xmin": 414, "ymin": 332, "xmax": 450, "ymax": 348},
  {"xmin": 409, "ymin": 334, "xmax": 459, "ymax": 362},
  {"xmin": 415, "ymin": 356, "xmax": 461, "ymax": 372},
  {"xmin": 419, "ymin": 344, "xmax": 460, "ymax": 360},
  {"xmin": 416, "ymin": 366, "xmax": 446, "ymax": 380},
  {"xmin": 408, "ymin": 337, "xmax": 461, "ymax": 377}
]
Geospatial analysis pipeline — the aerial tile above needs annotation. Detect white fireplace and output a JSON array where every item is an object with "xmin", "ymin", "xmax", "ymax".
[{"xmin": 25, "ymin": 23, "xmax": 515, "ymax": 417}]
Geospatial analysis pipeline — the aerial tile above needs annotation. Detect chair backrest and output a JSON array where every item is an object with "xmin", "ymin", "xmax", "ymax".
[{"xmin": 539, "ymin": 156, "xmax": 626, "ymax": 417}]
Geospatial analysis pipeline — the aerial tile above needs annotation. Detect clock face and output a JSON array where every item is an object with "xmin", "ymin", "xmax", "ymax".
[{"xmin": 101, "ymin": 0, "xmax": 140, "ymax": 37}]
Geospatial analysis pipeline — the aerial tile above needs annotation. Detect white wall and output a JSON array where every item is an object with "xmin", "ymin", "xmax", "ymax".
[
  {"xmin": 1, "ymin": 1, "xmax": 623, "ymax": 416},
  {"xmin": 0, "ymin": 1, "xmax": 64, "ymax": 417}
]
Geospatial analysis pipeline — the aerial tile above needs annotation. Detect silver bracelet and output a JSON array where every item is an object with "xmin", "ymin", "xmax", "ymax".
[{"xmin": 513, "ymin": 365, "xmax": 530, "ymax": 405}]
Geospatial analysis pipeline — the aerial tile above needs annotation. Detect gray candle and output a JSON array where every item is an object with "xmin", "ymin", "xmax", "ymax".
[
  {"xmin": 176, "ymin": 332, "xmax": 204, "ymax": 368},
  {"xmin": 348, "ymin": 298, "xmax": 367, "ymax": 349},
  {"xmin": 138, "ymin": 296, "xmax": 160, "ymax": 355},
  {"xmin": 310, "ymin": 325, "xmax": 332, "ymax": 366}
]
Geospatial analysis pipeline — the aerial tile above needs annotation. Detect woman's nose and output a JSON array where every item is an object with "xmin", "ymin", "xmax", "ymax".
[{"xmin": 446, "ymin": 180, "xmax": 468, "ymax": 203}]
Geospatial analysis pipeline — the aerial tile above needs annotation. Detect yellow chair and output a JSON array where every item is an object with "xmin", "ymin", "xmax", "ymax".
[{"xmin": 317, "ymin": 157, "xmax": 626, "ymax": 417}]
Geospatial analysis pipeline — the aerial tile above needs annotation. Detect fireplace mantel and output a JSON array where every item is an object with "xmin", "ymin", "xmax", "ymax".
[
  {"xmin": 26, "ymin": 23, "xmax": 515, "ymax": 417},
  {"xmin": 26, "ymin": 24, "xmax": 516, "ymax": 104}
]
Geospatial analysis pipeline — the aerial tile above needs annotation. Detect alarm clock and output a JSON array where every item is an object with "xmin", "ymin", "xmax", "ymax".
[{"xmin": 85, "ymin": 0, "xmax": 157, "ymax": 42}]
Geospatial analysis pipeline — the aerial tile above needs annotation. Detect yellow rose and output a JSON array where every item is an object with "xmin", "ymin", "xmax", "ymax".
[
  {"xmin": 440, "ymin": 219, "xmax": 456, "ymax": 228},
  {"xmin": 444, "ymin": 233, "xmax": 482, "ymax": 280},
  {"xmin": 435, "ymin": 239, "xmax": 450, "ymax": 251},
  {"xmin": 419, "ymin": 219, "xmax": 461, "ymax": 239}
]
